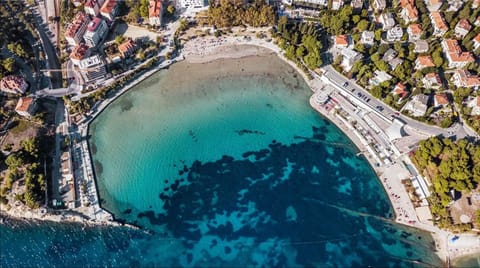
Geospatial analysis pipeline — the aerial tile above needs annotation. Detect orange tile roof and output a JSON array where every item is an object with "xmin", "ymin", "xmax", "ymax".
[
  {"xmin": 394, "ymin": 83, "xmax": 409, "ymax": 98},
  {"xmin": 335, "ymin": 35, "xmax": 349, "ymax": 46},
  {"xmin": 408, "ymin": 24, "xmax": 423, "ymax": 35},
  {"xmin": 477, "ymin": 96, "xmax": 480, "ymax": 107},
  {"xmin": 430, "ymin": 12, "xmax": 448, "ymax": 31},
  {"xmin": 149, "ymin": 0, "xmax": 162, "ymax": 17},
  {"xmin": 443, "ymin": 39, "xmax": 475, "ymax": 63},
  {"xmin": 455, "ymin": 70, "xmax": 480, "ymax": 87},
  {"xmin": 15, "ymin": 97, "xmax": 34, "ymax": 112},
  {"xmin": 417, "ymin": 56, "xmax": 435, "ymax": 67},
  {"xmin": 70, "ymin": 44, "xmax": 89, "ymax": 60},
  {"xmin": 425, "ymin": 72, "xmax": 441, "ymax": 83},
  {"xmin": 456, "ymin": 19, "xmax": 472, "ymax": 32},
  {"xmin": 118, "ymin": 39, "xmax": 137, "ymax": 54},
  {"xmin": 100, "ymin": 0, "xmax": 116, "ymax": 14},
  {"xmin": 435, "ymin": 93, "xmax": 449, "ymax": 105},
  {"xmin": 400, "ymin": 0, "xmax": 414, "ymax": 7},
  {"xmin": 405, "ymin": 4, "xmax": 418, "ymax": 19},
  {"xmin": 474, "ymin": 34, "xmax": 480, "ymax": 43}
]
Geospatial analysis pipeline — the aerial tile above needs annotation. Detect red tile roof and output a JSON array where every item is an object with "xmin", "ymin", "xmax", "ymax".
[
  {"xmin": 417, "ymin": 56, "xmax": 435, "ymax": 67},
  {"xmin": 15, "ymin": 97, "xmax": 34, "ymax": 112},
  {"xmin": 443, "ymin": 39, "xmax": 475, "ymax": 63},
  {"xmin": 335, "ymin": 35, "xmax": 349, "ymax": 46},
  {"xmin": 393, "ymin": 83, "xmax": 409, "ymax": 98},
  {"xmin": 456, "ymin": 19, "xmax": 472, "ymax": 32},
  {"xmin": 70, "ymin": 44, "xmax": 89, "ymax": 60},
  {"xmin": 435, "ymin": 93, "xmax": 449, "ymax": 105},
  {"xmin": 65, "ymin": 12, "xmax": 88, "ymax": 38},
  {"xmin": 408, "ymin": 24, "xmax": 423, "ymax": 35},
  {"xmin": 430, "ymin": 12, "xmax": 448, "ymax": 31},
  {"xmin": 100, "ymin": 0, "xmax": 116, "ymax": 14},
  {"xmin": 149, "ymin": 0, "xmax": 162, "ymax": 17}
]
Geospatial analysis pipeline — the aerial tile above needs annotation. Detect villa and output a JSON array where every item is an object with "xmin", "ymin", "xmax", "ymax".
[
  {"xmin": 100, "ymin": 0, "xmax": 118, "ymax": 22},
  {"xmin": 334, "ymin": 35, "xmax": 350, "ymax": 48},
  {"xmin": 467, "ymin": 96, "xmax": 480, "ymax": 115},
  {"xmin": 415, "ymin": 55, "xmax": 435, "ymax": 70},
  {"xmin": 149, "ymin": 0, "xmax": 163, "ymax": 26},
  {"xmin": 473, "ymin": 34, "xmax": 480, "ymax": 50},
  {"xmin": 452, "ymin": 69, "xmax": 480, "ymax": 89},
  {"xmin": 370, "ymin": 70, "xmax": 392, "ymax": 85},
  {"xmin": 404, "ymin": 94, "xmax": 429, "ymax": 116},
  {"xmin": 425, "ymin": 0, "xmax": 442, "ymax": 11},
  {"xmin": 407, "ymin": 24, "xmax": 423, "ymax": 41},
  {"xmin": 379, "ymin": 13, "xmax": 395, "ymax": 30},
  {"xmin": 454, "ymin": 19, "xmax": 471, "ymax": 39},
  {"xmin": 351, "ymin": 0, "xmax": 363, "ymax": 10},
  {"xmin": 422, "ymin": 73, "xmax": 442, "ymax": 88},
  {"xmin": 441, "ymin": 39, "xmax": 475, "ymax": 68},
  {"xmin": 400, "ymin": 3, "xmax": 418, "ymax": 23},
  {"xmin": 392, "ymin": 83, "xmax": 409, "ymax": 101},
  {"xmin": 340, "ymin": 48, "xmax": 362, "ymax": 72},
  {"xmin": 386, "ymin": 25, "xmax": 403, "ymax": 42},
  {"xmin": 84, "ymin": 0, "xmax": 104, "ymax": 16},
  {"xmin": 331, "ymin": 0, "xmax": 344, "ymax": 10},
  {"xmin": 434, "ymin": 93, "xmax": 449, "ymax": 108},
  {"xmin": 429, "ymin": 12, "xmax": 448, "ymax": 36},
  {"xmin": 372, "ymin": 0, "xmax": 386, "ymax": 11},
  {"xmin": 361, "ymin": 31, "xmax": 374, "ymax": 45},
  {"xmin": 382, "ymin": 49, "xmax": 397, "ymax": 62},
  {"xmin": 15, "ymin": 97, "xmax": 37, "ymax": 117},
  {"xmin": 413, "ymin": 40, "xmax": 429, "ymax": 53},
  {"xmin": 0, "ymin": 75, "xmax": 28, "ymax": 95}
]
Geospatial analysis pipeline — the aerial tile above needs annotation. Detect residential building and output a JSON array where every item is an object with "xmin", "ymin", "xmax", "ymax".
[
  {"xmin": 474, "ymin": 0, "xmax": 480, "ymax": 8},
  {"xmin": 361, "ymin": 31, "xmax": 374, "ymax": 45},
  {"xmin": 15, "ymin": 97, "xmax": 37, "ymax": 117},
  {"xmin": 69, "ymin": 44, "xmax": 91, "ymax": 66},
  {"xmin": 100, "ymin": 0, "xmax": 118, "ymax": 21},
  {"xmin": 83, "ymin": 17, "xmax": 108, "ymax": 47},
  {"xmin": 370, "ymin": 70, "xmax": 392, "ymax": 85},
  {"xmin": 179, "ymin": 0, "xmax": 206, "ymax": 8},
  {"xmin": 475, "ymin": 16, "xmax": 480, "ymax": 27},
  {"xmin": 404, "ymin": 94, "xmax": 429, "ymax": 116},
  {"xmin": 407, "ymin": 23, "xmax": 423, "ymax": 40},
  {"xmin": 351, "ymin": 0, "xmax": 363, "ymax": 10},
  {"xmin": 389, "ymin": 57, "xmax": 404, "ymax": 70},
  {"xmin": 413, "ymin": 40, "xmax": 429, "ymax": 53},
  {"xmin": 379, "ymin": 13, "xmax": 396, "ymax": 30},
  {"xmin": 340, "ymin": 48, "xmax": 362, "ymax": 72},
  {"xmin": 452, "ymin": 69, "xmax": 480, "ymax": 89},
  {"xmin": 84, "ymin": 0, "xmax": 104, "ymax": 16},
  {"xmin": 446, "ymin": 0, "xmax": 463, "ymax": 12},
  {"xmin": 334, "ymin": 35, "xmax": 350, "ymax": 48},
  {"xmin": 422, "ymin": 73, "xmax": 442, "ymax": 88},
  {"xmin": 386, "ymin": 25, "xmax": 403, "ymax": 42},
  {"xmin": 72, "ymin": 0, "xmax": 85, "ymax": 7},
  {"xmin": 382, "ymin": 49, "xmax": 398, "ymax": 62},
  {"xmin": 473, "ymin": 33, "xmax": 480, "ymax": 50},
  {"xmin": 454, "ymin": 19, "xmax": 471, "ymax": 39},
  {"xmin": 392, "ymin": 83, "xmax": 409, "ymax": 101},
  {"xmin": 149, "ymin": 0, "xmax": 163, "ymax": 26},
  {"xmin": 434, "ymin": 93, "xmax": 449, "ymax": 108},
  {"xmin": 415, "ymin": 55, "xmax": 435, "ymax": 70},
  {"xmin": 0, "ymin": 75, "xmax": 28, "ymax": 94},
  {"xmin": 400, "ymin": 3, "xmax": 418, "ymax": 23},
  {"xmin": 429, "ymin": 12, "xmax": 448, "ymax": 36},
  {"xmin": 79, "ymin": 55, "xmax": 107, "ymax": 83},
  {"xmin": 441, "ymin": 39, "xmax": 475, "ymax": 68},
  {"xmin": 65, "ymin": 12, "xmax": 90, "ymax": 46},
  {"xmin": 118, "ymin": 39, "xmax": 138, "ymax": 58},
  {"xmin": 467, "ymin": 96, "xmax": 480, "ymax": 115},
  {"xmin": 425, "ymin": 0, "xmax": 442, "ymax": 11},
  {"xmin": 372, "ymin": 0, "xmax": 386, "ymax": 11}
]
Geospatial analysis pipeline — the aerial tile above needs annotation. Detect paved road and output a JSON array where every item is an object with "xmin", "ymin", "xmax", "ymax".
[{"xmin": 321, "ymin": 65, "xmax": 476, "ymax": 139}]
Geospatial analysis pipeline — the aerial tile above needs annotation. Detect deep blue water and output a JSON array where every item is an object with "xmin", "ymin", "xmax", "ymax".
[{"xmin": 1, "ymin": 56, "xmax": 444, "ymax": 267}]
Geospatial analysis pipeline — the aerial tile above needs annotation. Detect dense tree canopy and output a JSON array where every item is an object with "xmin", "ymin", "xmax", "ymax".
[{"xmin": 207, "ymin": 0, "xmax": 276, "ymax": 28}]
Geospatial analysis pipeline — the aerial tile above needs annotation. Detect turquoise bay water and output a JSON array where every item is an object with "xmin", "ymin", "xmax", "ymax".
[{"xmin": 1, "ymin": 55, "xmax": 444, "ymax": 267}]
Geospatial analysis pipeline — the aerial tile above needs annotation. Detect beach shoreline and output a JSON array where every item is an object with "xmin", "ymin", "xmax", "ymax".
[{"xmin": 2, "ymin": 31, "xmax": 479, "ymax": 265}]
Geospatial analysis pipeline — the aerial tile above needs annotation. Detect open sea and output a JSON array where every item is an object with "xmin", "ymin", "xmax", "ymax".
[{"xmin": 1, "ymin": 53, "xmax": 448, "ymax": 267}]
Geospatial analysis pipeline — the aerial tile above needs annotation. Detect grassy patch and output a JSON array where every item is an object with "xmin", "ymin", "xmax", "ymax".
[{"xmin": 9, "ymin": 120, "xmax": 32, "ymax": 135}]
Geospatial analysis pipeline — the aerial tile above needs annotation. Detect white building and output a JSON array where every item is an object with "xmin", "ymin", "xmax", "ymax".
[
  {"xmin": 467, "ymin": 97, "xmax": 480, "ymax": 115},
  {"xmin": 79, "ymin": 55, "xmax": 107, "ymax": 83},
  {"xmin": 83, "ymin": 17, "xmax": 108, "ymax": 47},
  {"xmin": 372, "ymin": 0, "xmax": 386, "ymax": 11},
  {"xmin": 361, "ymin": 31, "xmax": 374, "ymax": 46},
  {"xmin": 386, "ymin": 25, "xmax": 403, "ymax": 42},
  {"xmin": 422, "ymin": 73, "xmax": 442, "ymax": 88},
  {"xmin": 370, "ymin": 70, "xmax": 392, "ymax": 86},
  {"xmin": 84, "ymin": 0, "xmax": 104, "ymax": 16},
  {"xmin": 425, "ymin": 0, "xmax": 442, "ymax": 11},
  {"xmin": 100, "ymin": 0, "xmax": 118, "ymax": 21},
  {"xmin": 454, "ymin": 19, "xmax": 471, "ymax": 39},
  {"xmin": 179, "ymin": 0, "xmax": 206, "ymax": 8},
  {"xmin": 404, "ymin": 94, "xmax": 429, "ymax": 117},
  {"xmin": 379, "ymin": 13, "xmax": 395, "ymax": 30},
  {"xmin": 452, "ymin": 69, "xmax": 480, "ymax": 89},
  {"xmin": 340, "ymin": 48, "xmax": 362, "ymax": 72},
  {"xmin": 331, "ymin": 0, "xmax": 344, "ymax": 10}
]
